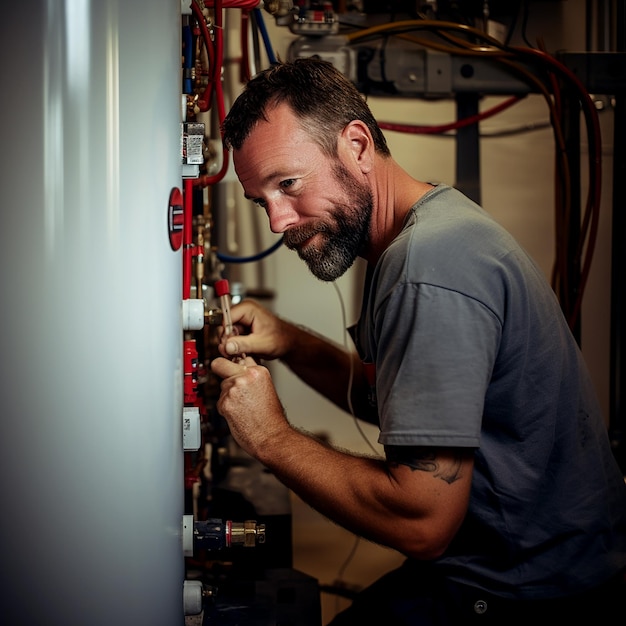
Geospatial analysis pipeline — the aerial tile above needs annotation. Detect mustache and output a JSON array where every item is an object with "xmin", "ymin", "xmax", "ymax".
[{"xmin": 283, "ymin": 223, "xmax": 329, "ymax": 249}]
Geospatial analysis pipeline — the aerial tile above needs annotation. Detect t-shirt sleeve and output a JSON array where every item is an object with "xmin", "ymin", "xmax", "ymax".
[{"xmin": 374, "ymin": 282, "xmax": 501, "ymax": 447}]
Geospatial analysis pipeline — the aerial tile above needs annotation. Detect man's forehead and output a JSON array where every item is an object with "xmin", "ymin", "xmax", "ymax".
[
  {"xmin": 236, "ymin": 110, "xmax": 319, "ymax": 160},
  {"xmin": 252, "ymin": 102, "xmax": 300, "ymax": 135}
]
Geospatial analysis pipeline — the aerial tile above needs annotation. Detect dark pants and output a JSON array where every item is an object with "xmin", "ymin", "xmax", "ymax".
[{"xmin": 326, "ymin": 560, "xmax": 626, "ymax": 626}]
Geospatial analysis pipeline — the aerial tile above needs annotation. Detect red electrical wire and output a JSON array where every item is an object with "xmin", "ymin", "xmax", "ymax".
[
  {"xmin": 239, "ymin": 10, "xmax": 252, "ymax": 83},
  {"xmin": 203, "ymin": 0, "xmax": 259, "ymax": 7},
  {"xmin": 191, "ymin": 1, "xmax": 216, "ymax": 112},
  {"xmin": 377, "ymin": 94, "xmax": 523, "ymax": 134},
  {"xmin": 193, "ymin": 0, "xmax": 230, "ymax": 187},
  {"xmin": 194, "ymin": 72, "xmax": 230, "ymax": 187},
  {"xmin": 511, "ymin": 45, "xmax": 603, "ymax": 329},
  {"xmin": 213, "ymin": 0, "xmax": 224, "ymax": 85}
]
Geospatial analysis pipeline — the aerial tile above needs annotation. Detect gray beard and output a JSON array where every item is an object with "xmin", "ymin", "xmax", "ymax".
[
  {"xmin": 291, "ymin": 218, "xmax": 365, "ymax": 281},
  {"xmin": 284, "ymin": 165, "xmax": 373, "ymax": 282}
]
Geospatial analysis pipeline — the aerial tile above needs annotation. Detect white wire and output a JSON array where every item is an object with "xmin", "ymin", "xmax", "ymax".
[
  {"xmin": 327, "ymin": 282, "xmax": 382, "ymax": 594},
  {"xmin": 332, "ymin": 281, "xmax": 380, "ymax": 457}
]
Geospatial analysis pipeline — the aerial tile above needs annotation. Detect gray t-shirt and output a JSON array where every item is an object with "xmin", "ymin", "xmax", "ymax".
[{"xmin": 353, "ymin": 184, "xmax": 626, "ymax": 599}]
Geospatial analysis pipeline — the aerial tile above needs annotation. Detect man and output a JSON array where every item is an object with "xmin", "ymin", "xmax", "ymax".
[{"xmin": 210, "ymin": 58, "xmax": 626, "ymax": 624}]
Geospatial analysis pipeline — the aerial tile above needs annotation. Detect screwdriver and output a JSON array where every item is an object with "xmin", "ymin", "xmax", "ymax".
[
  {"xmin": 214, "ymin": 279, "xmax": 246, "ymax": 362},
  {"xmin": 214, "ymin": 278, "xmax": 235, "ymax": 337}
]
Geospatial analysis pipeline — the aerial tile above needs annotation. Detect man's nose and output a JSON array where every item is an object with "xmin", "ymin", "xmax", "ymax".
[{"xmin": 265, "ymin": 199, "xmax": 299, "ymax": 234}]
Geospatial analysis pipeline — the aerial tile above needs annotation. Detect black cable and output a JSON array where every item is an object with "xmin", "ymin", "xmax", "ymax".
[
  {"xmin": 520, "ymin": 0, "xmax": 534, "ymax": 48},
  {"xmin": 217, "ymin": 237, "xmax": 283, "ymax": 264},
  {"xmin": 504, "ymin": 0, "xmax": 523, "ymax": 46}
]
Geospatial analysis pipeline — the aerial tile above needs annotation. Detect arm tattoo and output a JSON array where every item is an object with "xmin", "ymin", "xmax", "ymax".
[{"xmin": 384, "ymin": 445, "xmax": 467, "ymax": 485}]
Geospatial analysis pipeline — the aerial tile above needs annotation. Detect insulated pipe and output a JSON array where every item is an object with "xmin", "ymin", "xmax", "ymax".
[{"xmin": 0, "ymin": 2, "xmax": 184, "ymax": 625}]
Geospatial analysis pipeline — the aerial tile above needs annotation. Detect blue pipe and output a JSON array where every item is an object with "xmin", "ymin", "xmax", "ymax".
[{"xmin": 253, "ymin": 7, "xmax": 277, "ymax": 65}]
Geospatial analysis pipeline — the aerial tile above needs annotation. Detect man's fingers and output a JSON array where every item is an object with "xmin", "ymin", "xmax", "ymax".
[
  {"xmin": 211, "ymin": 356, "xmax": 244, "ymax": 378},
  {"xmin": 211, "ymin": 355, "xmax": 257, "ymax": 377},
  {"xmin": 225, "ymin": 338, "xmax": 242, "ymax": 356}
]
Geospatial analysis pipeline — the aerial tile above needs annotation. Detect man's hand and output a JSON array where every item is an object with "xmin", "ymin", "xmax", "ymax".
[
  {"xmin": 210, "ymin": 355, "xmax": 291, "ymax": 456},
  {"xmin": 218, "ymin": 298, "xmax": 364, "ymax": 419},
  {"xmin": 218, "ymin": 299, "xmax": 296, "ymax": 362}
]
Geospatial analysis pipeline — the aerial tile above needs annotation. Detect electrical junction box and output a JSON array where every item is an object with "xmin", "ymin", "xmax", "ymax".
[
  {"xmin": 288, "ymin": 35, "xmax": 356, "ymax": 82},
  {"xmin": 181, "ymin": 122, "xmax": 204, "ymax": 165}
]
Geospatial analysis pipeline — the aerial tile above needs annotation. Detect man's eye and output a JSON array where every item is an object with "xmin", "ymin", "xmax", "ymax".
[
  {"xmin": 253, "ymin": 198, "xmax": 267, "ymax": 208},
  {"xmin": 280, "ymin": 179, "xmax": 295, "ymax": 190}
]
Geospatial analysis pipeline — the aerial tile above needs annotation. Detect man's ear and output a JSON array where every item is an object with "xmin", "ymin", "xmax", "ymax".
[{"xmin": 339, "ymin": 120, "xmax": 374, "ymax": 173}]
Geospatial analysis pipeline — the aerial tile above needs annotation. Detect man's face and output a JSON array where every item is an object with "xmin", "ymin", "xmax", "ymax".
[
  {"xmin": 233, "ymin": 104, "xmax": 372, "ymax": 281},
  {"xmin": 281, "ymin": 160, "xmax": 372, "ymax": 281}
]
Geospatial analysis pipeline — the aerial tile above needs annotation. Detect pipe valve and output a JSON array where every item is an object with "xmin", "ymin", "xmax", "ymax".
[{"xmin": 193, "ymin": 518, "xmax": 266, "ymax": 551}]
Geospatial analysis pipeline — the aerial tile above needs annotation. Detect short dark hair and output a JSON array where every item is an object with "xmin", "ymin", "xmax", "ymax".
[{"xmin": 222, "ymin": 58, "xmax": 391, "ymax": 158}]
